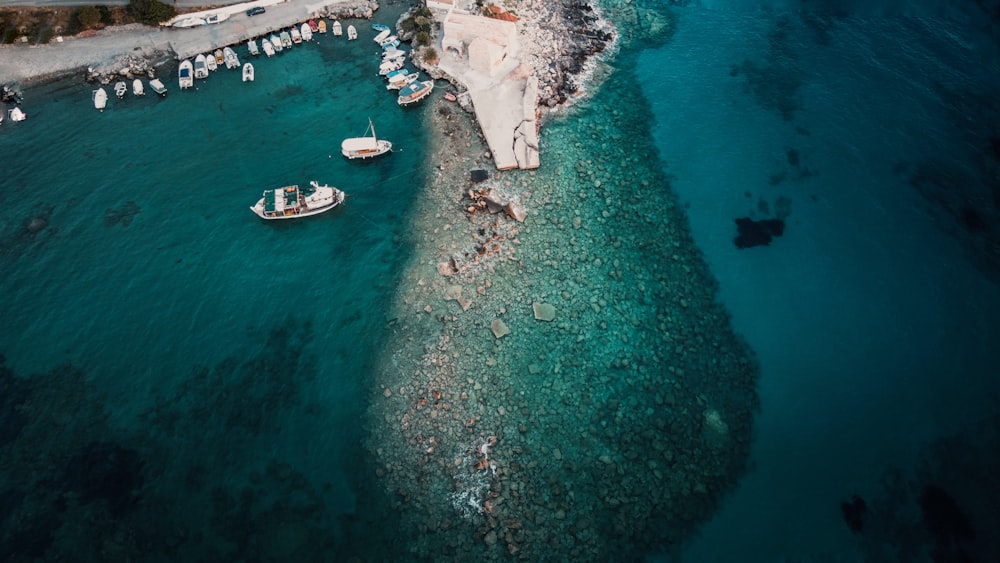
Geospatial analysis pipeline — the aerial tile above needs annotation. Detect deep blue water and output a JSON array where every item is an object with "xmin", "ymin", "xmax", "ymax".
[{"xmin": 2, "ymin": 1, "xmax": 1000, "ymax": 561}]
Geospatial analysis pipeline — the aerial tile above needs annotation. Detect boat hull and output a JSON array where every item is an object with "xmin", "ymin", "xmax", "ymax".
[{"xmin": 250, "ymin": 183, "xmax": 344, "ymax": 220}]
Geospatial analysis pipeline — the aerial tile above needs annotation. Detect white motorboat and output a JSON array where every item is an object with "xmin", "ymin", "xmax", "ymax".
[
  {"xmin": 270, "ymin": 34, "xmax": 283, "ymax": 53},
  {"xmin": 178, "ymin": 59, "xmax": 194, "ymax": 89},
  {"xmin": 248, "ymin": 39, "xmax": 260, "ymax": 56},
  {"xmin": 333, "ymin": 20, "xmax": 342, "ymax": 36},
  {"xmin": 242, "ymin": 62, "xmax": 255, "ymax": 82},
  {"xmin": 280, "ymin": 31, "xmax": 293, "ymax": 49},
  {"xmin": 194, "ymin": 54, "xmax": 209, "ymax": 79},
  {"xmin": 114, "ymin": 81, "xmax": 127, "ymax": 98},
  {"xmin": 379, "ymin": 57, "xmax": 405, "ymax": 76},
  {"xmin": 290, "ymin": 27, "xmax": 302, "ymax": 44},
  {"xmin": 347, "ymin": 25, "xmax": 357, "ymax": 40},
  {"xmin": 205, "ymin": 53, "xmax": 218, "ymax": 71},
  {"xmin": 8, "ymin": 106, "xmax": 27, "ymax": 122},
  {"xmin": 382, "ymin": 47, "xmax": 406, "ymax": 61},
  {"xmin": 149, "ymin": 78, "xmax": 167, "ymax": 96},
  {"xmin": 378, "ymin": 35, "xmax": 399, "ymax": 48},
  {"xmin": 261, "ymin": 37, "xmax": 275, "ymax": 57},
  {"xmin": 93, "ymin": 87, "xmax": 107, "ymax": 111},
  {"xmin": 224, "ymin": 46, "xmax": 240, "ymax": 69},
  {"xmin": 341, "ymin": 117, "xmax": 392, "ymax": 160},
  {"xmin": 132, "ymin": 79, "xmax": 145, "ymax": 96},
  {"xmin": 397, "ymin": 80, "xmax": 434, "ymax": 106},
  {"xmin": 374, "ymin": 28, "xmax": 391, "ymax": 44},
  {"xmin": 250, "ymin": 181, "xmax": 345, "ymax": 220},
  {"xmin": 385, "ymin": 68, "xmax": 419, "ymax": 90},
  {"xmin": 300, "ymin": 23, "xmax": 313, "ymax": 42}
]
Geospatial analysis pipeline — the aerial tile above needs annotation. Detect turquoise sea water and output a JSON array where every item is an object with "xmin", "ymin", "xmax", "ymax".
[{"xmin": 2, "ymin": 1, "xmax": 1000, "ymax": 561}]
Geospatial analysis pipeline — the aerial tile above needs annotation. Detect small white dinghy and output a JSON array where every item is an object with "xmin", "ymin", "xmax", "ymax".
[
  {"xmin": 93, "ymin": 88, "xmax": 108, "ymax": 111},
  {"xmin": 347, "ymin": 25, "xmax": 357, "ymax": 40},
  {"xmin": 333, "ymin": 20, "xmax": 343, "ymax": 36},
  {"xmin": 132, "ymin": 78, "xmax": 145, "ymax": 96},
  {"xmin": 114, "ymin": 81, "xmax": 127, "ymax": 99},
  {"xmin": 8, "ymin": 106, "xmax": 27, "ymax": 122},
  {"xmin": 242, "ymin": 62, "xmax": 255, "ymax": 82}
]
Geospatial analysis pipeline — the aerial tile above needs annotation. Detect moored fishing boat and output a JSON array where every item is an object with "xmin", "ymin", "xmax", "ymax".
[
  {"xmin": 270, "ymin": 34, "xmax": 283, "ymax": 53},
  {"xmin": 308, "ymin": 19, "xmax": 319, "ymax": 33},
  {"xmin": 205, "ymin": 52, "xmax": 218, "ymax": 71},
  {"xmin": 214, "ymin": 49, "xmax": 224, "ymax": 65},
  {"xmin": 250, "ymin": 181, "xmax": 345, "ymax": 220},
  {"xmin": 290, "ymin": 27, "xmax": 302, "ymax": 44},
  {"xmin": 300, "ymin": 22, "xmax": 313, "ymax": 42},
  {"xmin": 341, "ymin": 117, "xmax": 392, "ymax": 159},
  {"xmin": 280, "ymin": 31, "xmax": 293, "ymax": 48},
  {"xmin": 397, "ymin": 80, "xmax": 434, "ymax": 106},
  {"xmin": 149, "ymin": 78, "xmax": 167, "ymax": 96},
  {"xmin": 93, "ymin": 87, "xmax": 107, "ymax": 111},
  {"xmin": 114, "ymin": 81, "xmax": 127, "ymax": 98},
  {"xmin": 194, "ymin": 54, "xmax": 209, "ymax": 79},
  {"xmin": 318, "ymin": 19, "xmax": 327, "ymax": 33},
  {"xmin": 379, "ymin": 56, "xmax": 405, "ymax": 75},
  {"xmin": 372, "ymin": 23, "xmax": 389, "ymax": 32},
  {"xmin": 261, "ymin": 37, "xmax": 276, "ymax": 57},
  {"xmin": 248, "ymin": 39, "xmax": 260, "ymax": 56},
  {"xmin": 374, "ymin": 28, "xmax": 391, "ymax": 44},
  {"xmin": 178, "ymin": 59, "xmax": 193, "ymax": 89},
  {"xmin": 132, "ymin": 78, "xmax": 145, "ymax": 96},
  {"xmin": 242, "ymin": 62, "xmax": 255, "ymax": 82},
  {"xmin": 385, "ymin": 68, "xmax": 419, "ymax": 90},
  {"xmin": 333, "ymin": 20, "xmax": 343, "ymax": 36},
  {"xmin": 347, "ymin": 25, "xmax": 357, "ymax": 40}
]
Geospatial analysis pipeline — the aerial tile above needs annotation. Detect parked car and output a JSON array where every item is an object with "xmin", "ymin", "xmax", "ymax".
[{"xmin": 246, "ymin": 6, "xmax": 266, "ymax": 16}]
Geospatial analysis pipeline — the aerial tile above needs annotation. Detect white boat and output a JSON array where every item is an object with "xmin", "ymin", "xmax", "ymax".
[
  {"xmin": 132, "ymin": 78, "xmax": 145, "ymax": 96},
  {"xmin": 347, "ymin": 25, "xmax": 357, "ymax": 40},
  {"xmin": 7, "ymin": 106, "xmax": 26, "ymax": 122},
  {"xmin": 270, "ymin": 34, "xmax": 283, "ymax": 53},
  {"xmin": 224, "ymin": 46, "xmax": 240, "ymax": 69},
  {"xmin": 242, "ymin": 62, "xmax": 254, "ymax": 82},
  {"xmin": 382, "ymin": 47, "xmax": 406, "ymax": 61},
  {"xmin": 248, "ymin": 39, "xmax": 260, "ymax": 56},
  {"xmin": 341, "ymin": 118, "xmax": 392, "ymax": 159},
  {"xmin": 398, "ymin": 80, "xmax": 434, "ymax": 106},
  {"xmin": 194, "ymin": 54, "xmax": 209, "ymax": 79},
  {"xmin": 374, "ymin": 28, "xmax": 391, "ymax": 44},
  {"xmin": 300, "ymin": 23, "xmax": 313, "ymax": 42},
  {"xmin": 385, "ymin": 68, "xmax": 419, "ymax": 90},
  {"xmin": 290, "ymin": 27, "xmax": 302, "ymax": 44},
  {"xmin": 205, "ymin": 53, "xmax": 218, "ymax": 72},
  {"xmin": 92, "ymin": 88, "xmax": 107, "ymax": 111},
  {"xmin": 149, "ymin": 78, "xmax": 167, "ymax": 96},
  {"xmin": 250, "ymin": 181, "xmax": 345, "ymax": 220},
  {"xmin": 204, "ymin": 12, "xmax": 229, "ymax": 25},
  {"xmin": 261, "ymin": 37, "xmax": 275, "ymax": 57},
  {"xmin": 378, "ymin": 35, "xmax": 399, "ymax": 48},
  {"xmin": 332, "ymin": 20, "xmax": 342, "ymax": 36},
  {"xmin": 178, "ymin": 59, "xmax": 194, "ymax": 89},
  {"xmin": 280, "ymin": 31, "xmax": 293, "ymax": 49},
  {"xmin": 114, "ymin": 81, "xmax": 127, "ymax": 98},
  {"xmin": 379, "ymin": 57, "xmax": 405, "ymax": 75},
  {"xmin": 172, "ymin": 16, "xmax": 205, "ymax": 28}
]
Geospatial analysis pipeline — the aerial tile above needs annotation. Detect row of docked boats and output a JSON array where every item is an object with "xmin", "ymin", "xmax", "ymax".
[
  {"xmin": 92, "ymin": 78, "xmax": 167, "ymax": 111},
  {"xmin": 179, "ymin": 47, "xmax": 254, "ymax": 89},
  {"xmin": 370, "ymin": 23, "xmax": 434, "ymax": 106}
]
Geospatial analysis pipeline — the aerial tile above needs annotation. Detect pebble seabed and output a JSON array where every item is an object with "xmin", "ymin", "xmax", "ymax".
[{"xmin": 360, "ymin": 5, "xmax": 761, "ymax": 560}]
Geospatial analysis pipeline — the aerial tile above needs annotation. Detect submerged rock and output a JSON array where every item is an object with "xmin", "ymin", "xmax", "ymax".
[
  {"xmin": 733, "ymin": 217, "xmax": 785, "ymax": 248},
  {"xmin": 532, "ymin": 303, "xmax": 556, "ymax": 321},
  {"xmin": 491, "ymin": 319, "xmax": 510, "ymax": 338}
]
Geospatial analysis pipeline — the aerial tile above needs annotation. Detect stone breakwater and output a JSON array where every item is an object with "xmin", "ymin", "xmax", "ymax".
[{"xmin": 362, "ymin": 7, "xmax": 760, "ymax": 556}]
